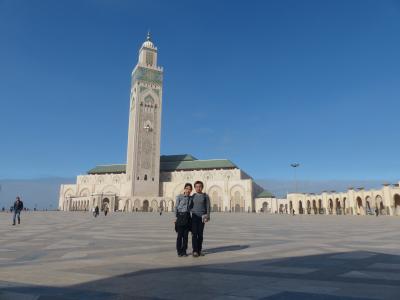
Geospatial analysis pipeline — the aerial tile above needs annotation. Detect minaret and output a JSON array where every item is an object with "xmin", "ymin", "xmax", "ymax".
[{"xmin": 126, "ymin": 32, "xmax": 163, "ymax": 197}]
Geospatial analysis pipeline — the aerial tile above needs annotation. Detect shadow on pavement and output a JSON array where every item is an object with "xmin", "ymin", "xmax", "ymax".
[
  {"xmin": 1, "ymin": 251, "xmax": 400, "ymax": 300},
  {"xmin": 205, "ymin": 244, "xmax": 249, "ymax": 254}
]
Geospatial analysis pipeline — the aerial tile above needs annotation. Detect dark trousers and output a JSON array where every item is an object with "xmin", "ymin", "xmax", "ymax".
[
  {"xmin": 191, "ymin": 214, "xmax": 205, "ymax": 253},
  {"xmin": 176, "ymin": 225, "xmax": 189, "ymax": 254},
  {"xmin": 13, "ymin": 210, "xmax": 21, "ymax": 224}
]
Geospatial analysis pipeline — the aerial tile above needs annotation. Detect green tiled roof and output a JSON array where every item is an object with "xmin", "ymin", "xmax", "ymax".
[
  {"xmin": 161, "ymin": 159, "xmax": 236, "ymax": 172},
  {"xmin": 87, "ymin": 164, "xmax": 126, "ymax": 174},
  {"xmin": 87, "ymin": 154, "xmax": 237, "ymax": 174},
  {"xmin": 160, "ymin": 154, "xmax": 197, "ymax": 162},
  {"xmin": 256, "ymin": 190, "xmax": 275, "ymax": 198}
]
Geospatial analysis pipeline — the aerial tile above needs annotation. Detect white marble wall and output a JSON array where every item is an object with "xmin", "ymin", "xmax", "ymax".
[
  {"xmin": 160, "ymin": 168, "xmax": 254, "ymax": 212},
  {"xmin": 255, "ymin": 197, "xmax": 289, "ymax": 214},
  {"xmin": 59, "ymin": 168, "xmax": 256, "ymax": 213}
]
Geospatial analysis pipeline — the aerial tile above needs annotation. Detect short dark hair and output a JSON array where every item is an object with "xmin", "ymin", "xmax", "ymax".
[
  {"xmin": 194, "ymin": 181, "xmax": 204, "ymax": 188},
  {"xmin": 184, "ymin": 183, "xmax": 193, "ymax": 189}
]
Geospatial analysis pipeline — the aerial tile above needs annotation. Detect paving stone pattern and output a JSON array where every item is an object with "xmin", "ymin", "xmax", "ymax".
[{"xmin": 0, "ymin": 212, "xmax": 399, "ymax": 299}]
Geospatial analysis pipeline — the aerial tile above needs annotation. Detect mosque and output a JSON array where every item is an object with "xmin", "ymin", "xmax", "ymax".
[
  {"xmin": 59, "ymin": 34, "xmax": 400, "ymax": 216},
  {"xmin": 58, "ymin": 34, "xmax": 274, "ymax": 213}
]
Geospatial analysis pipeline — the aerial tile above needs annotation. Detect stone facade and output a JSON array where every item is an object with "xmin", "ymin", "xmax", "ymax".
[
  {"xmin": 160, "ymin": 168, "xmax": 261, "ymax": 213},
  {"xmin": 254, "ymin": 197, "xmax": 289, "ymax": 214},
  {"xmin": 254, "ymin": 184, "xmax": 400, "ymax": 216},
  {"xmin": 286, "ymin": 184, "xmax": 400, "ymax": 216},
  {"xmin": 59, "ymin": 168, "xmax": 264, "ymax": 213}
]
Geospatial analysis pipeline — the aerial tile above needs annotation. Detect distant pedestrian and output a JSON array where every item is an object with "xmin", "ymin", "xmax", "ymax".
[
  {"xmin": 174, "ymin": 183, "xmax": 192, "ymax": 257},
  {"xmin": 191, "ymin": 181, "xmax": 210, "ymax": 257},
  {"xmin": 104, "ymin": 205, "xmax": 109, "ymax": 216},
  {"xmin": 12, "ymin": 196, "xmax": 24, "ymax": 226},
  {"xmin": 375, "ymin": 207, "xmax": 379, "ymax": 217},
  {"xmin": 94, "ymin": 206, "xmax": 99, "ymax": 217}
]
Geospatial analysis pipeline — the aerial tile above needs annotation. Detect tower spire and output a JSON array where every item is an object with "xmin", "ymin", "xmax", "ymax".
[{"xmin": 127, "ymin": 35, "xmax": 163, "ymax": 198}]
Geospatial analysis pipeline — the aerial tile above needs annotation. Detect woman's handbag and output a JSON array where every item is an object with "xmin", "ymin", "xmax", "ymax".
[{"xmin": 176, "ymin": 212, "xmax": 190, "ymax": 227}]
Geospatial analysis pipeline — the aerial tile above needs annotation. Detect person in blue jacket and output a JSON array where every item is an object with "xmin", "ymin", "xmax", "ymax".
[{"xmin": 12, "ymin": 196, "xmax": 24, "ymax": 226}]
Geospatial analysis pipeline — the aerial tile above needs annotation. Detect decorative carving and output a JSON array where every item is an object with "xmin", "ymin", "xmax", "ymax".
[
  {"xmin": 224, "ymin": 171, "xmax": 233, "ymax": 180},
  {"xmin": 142, "ymin": 160, "xmax": 150, "ymax": 170},
  {"xmin": 113, "ymin": 176, "xmax": 120, "ymax": 184},
  {"xmin": 142, "ymin": 139, "xmax": 152, "ymax": 153},
  {"xmin": 133, "ymin": 67, "xmax": 163, "ymax": 85},
  {"xmin": 144, "ymin": 95, "xmax": 154, "ymax": 105},
  {"xmin": 182, "ymin": 172, "xmax": 193, "ymax": 181},
  {"xmin": 146, "ymin": 52, "xmax": 154, "ymax": 65},
  {"xmin": 141, "ymin": 136, "xmax": 152, "ymax": 170},
  {"xmin": 203, "ymin": 172, "xmax": 213, "ymax": 181}
]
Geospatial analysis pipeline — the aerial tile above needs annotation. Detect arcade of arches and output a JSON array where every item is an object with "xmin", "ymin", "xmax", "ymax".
[
  {"xmin": 62, "ymin": 185, "xmax": 251, "ymax": 213},
  {"xmin": 283, "ymin": 187, "xmax": 400, "ymax": 216}
]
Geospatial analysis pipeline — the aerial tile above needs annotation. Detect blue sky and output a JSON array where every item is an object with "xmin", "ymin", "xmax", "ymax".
[{"xmin": 0, "ymin": 0, "xmax": 399, "ymax": 181}]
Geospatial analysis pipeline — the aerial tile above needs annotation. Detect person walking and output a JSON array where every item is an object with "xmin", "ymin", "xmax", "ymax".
[
  {"xmin": 12, "ymin": 196, "xmax": 24, "ymax": 226},
  {"xmin": 191, "ymin": 181, "xmax": 210, "ymax": 257},
  {"xmin": 94, "ymin": 206, "xmax": 99, "ymax": 217},
  {"xmin": 104, "ymin": 205, "xmax": 109, "ymax": 216},
  {"xmin": 174, "ymin": 183, "xmax": 193, "ymax": 257}
]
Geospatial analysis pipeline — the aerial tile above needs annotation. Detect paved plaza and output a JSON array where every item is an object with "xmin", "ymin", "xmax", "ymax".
[{"xmin": 0, "ymin": 212, "xmax": 399, "ymax": 299}]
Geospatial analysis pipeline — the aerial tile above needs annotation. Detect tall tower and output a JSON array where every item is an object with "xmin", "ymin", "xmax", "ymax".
[{"xmin": 126, "ymin": 33, "xmax": 163, "ymax": 197}]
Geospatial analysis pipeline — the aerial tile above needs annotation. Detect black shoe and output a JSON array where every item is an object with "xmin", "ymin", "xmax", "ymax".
[
  {"xmin": 178, "ymin": 253, "xmax": 183, "ymax": 257},
  {"xmin": 193, "ymin": 252, "xmax": 199, "ymax": 257},
  {"xmin": 12, "ymin": 223, "xmax": 15, "ymax": 226},
  {"xmin": 182, "ymin": 253, "xmax": 188, "ymax": 257}
]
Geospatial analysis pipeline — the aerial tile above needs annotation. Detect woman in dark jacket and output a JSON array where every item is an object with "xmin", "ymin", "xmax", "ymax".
[{"xmin": 174, "ymin": 183, "xmax": 193, "ymax": 257}]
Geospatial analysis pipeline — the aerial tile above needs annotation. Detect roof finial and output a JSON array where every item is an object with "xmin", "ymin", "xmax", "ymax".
[{"xmin": 146, "ymin": 30, "xmax": 151, "ymax": 41}]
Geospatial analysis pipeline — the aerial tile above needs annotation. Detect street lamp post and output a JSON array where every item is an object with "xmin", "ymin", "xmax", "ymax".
[{"xmin": 290, "ymin": 163, "xmax": 300, "ymax": 194}]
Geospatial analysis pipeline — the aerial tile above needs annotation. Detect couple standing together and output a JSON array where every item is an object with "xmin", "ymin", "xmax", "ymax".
[{"xmin": 174, "ymin": 181, "xmax": 210, "ymax": 257}]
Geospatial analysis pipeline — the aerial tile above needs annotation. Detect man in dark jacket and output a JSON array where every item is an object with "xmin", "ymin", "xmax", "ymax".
[
  {"xmin": 191, "ymin": 181, "xmax": 211, "ymax": 257},
  {"xmin": 12, "ymin": 196, "xmax": 24, "ymax": 225}
]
